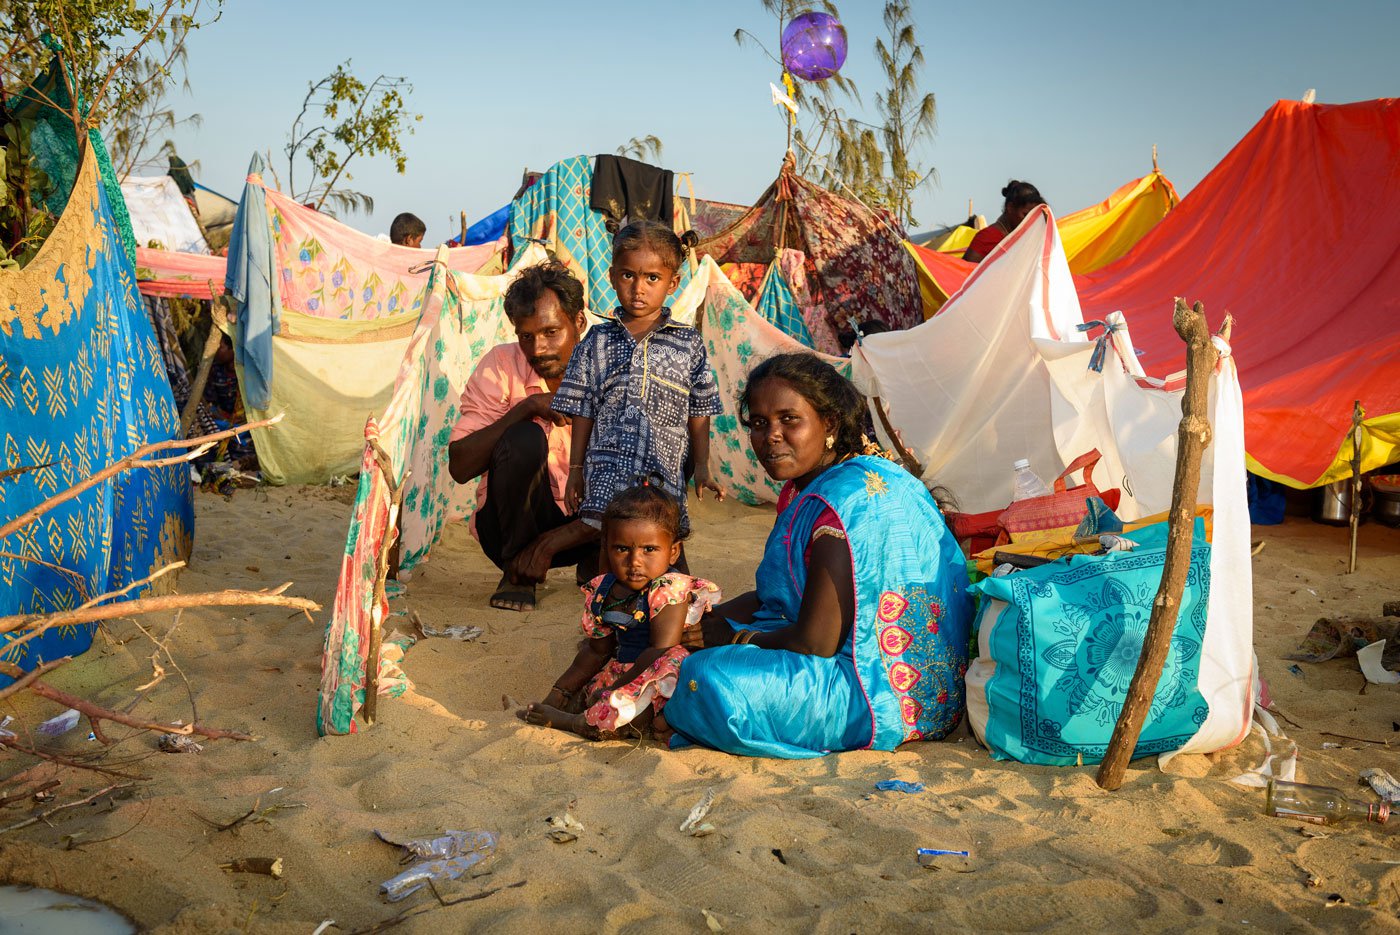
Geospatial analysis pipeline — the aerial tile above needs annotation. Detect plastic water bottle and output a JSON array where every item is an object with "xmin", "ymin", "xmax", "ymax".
[
  {"xmin": 1265, "ymin": 779, "xmax": 1390, "ymax": 826},
  {"xmin": 1011, "ymin": 459, "xmax": 1051, "ymax": 501}
]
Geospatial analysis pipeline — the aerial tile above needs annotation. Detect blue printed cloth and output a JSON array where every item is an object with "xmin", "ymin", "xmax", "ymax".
[
  {"xmin": 551, "ymin": 312, "xmax": 721, "ymax": 531},
  {"xmin": 666, "ymin": 457, "xmax": 973, "ymax": 758},
  {"xmin": 973, "ymin": 519, "xmax": 1211, "ymax": 765},
  {"xmin": 509, "ymin": 155, "xmax": 618, "ymax": 313},
  {"xmin": 1, "ymin": 154, "xmax": 193, "ymax": 684},
  {"xmin": 225, "ymin": 152, "xmax": 281, "ymax": 410},
  {"xmin": 755, "ymin": 263, "xmax": 815, "ymax": 346}
]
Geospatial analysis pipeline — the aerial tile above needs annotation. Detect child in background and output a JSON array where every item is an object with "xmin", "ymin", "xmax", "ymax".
[
  {"xmin": 518, "ymin": 481, "xmax": 721, "ymax": 739},
  {"xmin": 551, "ymin": 220, "xmax": 724, "ymax": 552}
]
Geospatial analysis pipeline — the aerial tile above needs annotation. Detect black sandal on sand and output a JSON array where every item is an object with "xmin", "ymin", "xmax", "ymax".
[{"xmin": 490, "ymin": 575, "xmax": 536, "ymax": 612}]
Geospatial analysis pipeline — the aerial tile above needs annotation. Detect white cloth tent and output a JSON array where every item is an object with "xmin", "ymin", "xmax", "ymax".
[
  {"xmin": 121, "ymin": 175, "xmax": 210, "ymax": 254},
  {"xmin": 850, "ymin": 205, "xmax": 1255, "ymax": 760}
]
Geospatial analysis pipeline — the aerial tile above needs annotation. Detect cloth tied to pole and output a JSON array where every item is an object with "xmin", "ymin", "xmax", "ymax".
[{"xmin": 1077, "ymin": 319, "xmax": 1120, "ymax": 372}]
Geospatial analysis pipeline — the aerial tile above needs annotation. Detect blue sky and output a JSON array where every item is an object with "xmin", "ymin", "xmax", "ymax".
[{"xmin": 162, "ymin": 0, "xmax": 1396, "ymax": 239}]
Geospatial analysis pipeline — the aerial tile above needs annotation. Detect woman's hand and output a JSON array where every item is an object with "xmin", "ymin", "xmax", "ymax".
[{"xmin": 565, "ymin": 468, "xmax": 585, "ymax": 513}]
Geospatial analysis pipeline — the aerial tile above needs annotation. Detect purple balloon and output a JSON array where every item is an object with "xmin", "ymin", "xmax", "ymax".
[{"xmin": 781, "ymin": 12, "xmax": 848, "ymax": 81}]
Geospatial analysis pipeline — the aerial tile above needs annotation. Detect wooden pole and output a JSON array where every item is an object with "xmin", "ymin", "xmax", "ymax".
[
  {"xmin": 1096, "ymin": 299, "xmax": 1222, "ymax": 791},
  {"xmin": 1348, "ymin": 400, "xmax": 1364, "ymax": 574}
]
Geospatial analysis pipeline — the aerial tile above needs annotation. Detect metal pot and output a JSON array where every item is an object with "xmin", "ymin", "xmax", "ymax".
[
  {"xmin": 1375, "ymin": 489, "xmax": 1400, "ymax": 528},
  {"xmin": 1313, "ymin": 480, "xmax": 1353, "ymax": 526}
]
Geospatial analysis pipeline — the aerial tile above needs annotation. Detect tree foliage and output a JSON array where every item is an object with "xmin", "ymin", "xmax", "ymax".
[
  {"xmin": 284, "ymin": 62, "xmax": 422, "ymax": 217},
  {"xmin": 616, "ymin": 135, "xmax": 664, "ymax": 163},
  {"xmin": 0, "ymin": 0, "xmax": 219, "ymax": 265},
  {"xmin": 874, "ymin": 0, "xmax": 936, "ymax": 224},
  {"xmin": 736, "ymin": 0, "xmax": 937, "ymax": 226}
]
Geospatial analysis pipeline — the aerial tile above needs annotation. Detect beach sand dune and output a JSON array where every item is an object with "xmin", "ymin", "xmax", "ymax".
[{"xmin": 2, "ymin": 487, "xmax": 1399, "ymax": 933}]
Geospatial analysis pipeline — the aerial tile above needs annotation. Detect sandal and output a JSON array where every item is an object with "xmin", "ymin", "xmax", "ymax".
[{"xmin": 489, "ymin": 575, "xmax": 536, "ymax": 612}]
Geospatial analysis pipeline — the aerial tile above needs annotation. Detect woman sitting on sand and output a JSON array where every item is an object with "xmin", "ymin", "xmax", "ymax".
[{"xmin": 659, "ymin": 353, "xmax": 973, "ymax": 758}]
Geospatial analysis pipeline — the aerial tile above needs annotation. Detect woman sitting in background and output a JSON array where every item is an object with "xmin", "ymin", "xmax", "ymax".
[{"xmin": 660, "ymin": 353, "xmax": 972, "ymax": 758}]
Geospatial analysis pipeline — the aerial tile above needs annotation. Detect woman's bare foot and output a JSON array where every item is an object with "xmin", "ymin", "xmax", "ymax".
[{"xmin": 516, "ymin": 702, "xmax": 600, "ymax": 740}]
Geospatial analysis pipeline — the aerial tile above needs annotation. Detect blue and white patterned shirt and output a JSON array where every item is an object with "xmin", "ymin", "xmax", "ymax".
[{"xmin": 551, "ymin": 310, "xmax": 722, "ymax": 530}]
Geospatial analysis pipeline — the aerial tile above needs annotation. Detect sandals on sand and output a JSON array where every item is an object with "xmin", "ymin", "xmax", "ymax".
[{"xmin": 490, "ymin": 576, "xmax": 536, "ymax": 613}]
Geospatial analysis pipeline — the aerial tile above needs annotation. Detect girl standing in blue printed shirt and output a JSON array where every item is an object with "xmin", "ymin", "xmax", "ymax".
[{"xmin": 552, "ymin": 221, "xmax": 724, "ymax": 557}]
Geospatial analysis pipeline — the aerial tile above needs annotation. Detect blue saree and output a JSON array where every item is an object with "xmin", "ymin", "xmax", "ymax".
[{"xmin": 666, "ymin": 457, "xmax": 972, "ymax": 758}]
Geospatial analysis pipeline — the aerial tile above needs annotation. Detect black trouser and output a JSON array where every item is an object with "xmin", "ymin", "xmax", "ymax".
[{"xmin": 474, "ymin": 421, "xmax": 595, "ymax": 573}]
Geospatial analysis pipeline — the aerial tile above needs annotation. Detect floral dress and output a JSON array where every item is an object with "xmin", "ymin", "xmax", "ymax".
[{"xmin": 578, "ymin": 572, "xmax": 722, "ymax": 732}]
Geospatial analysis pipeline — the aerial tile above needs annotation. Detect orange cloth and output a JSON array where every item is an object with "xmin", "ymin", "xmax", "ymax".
[{"xmin": 451, "ymin": 342, "xmax": 571, "ymax": 533}]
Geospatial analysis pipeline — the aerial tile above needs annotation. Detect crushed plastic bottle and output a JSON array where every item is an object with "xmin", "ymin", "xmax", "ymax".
[
  {"xmin": 376, "ymin": 830, "xmax": 498, "ymax": 901},
  {"xmin": 1011, "ymin": 459, "xmax": 1051, "ymax": 501}
]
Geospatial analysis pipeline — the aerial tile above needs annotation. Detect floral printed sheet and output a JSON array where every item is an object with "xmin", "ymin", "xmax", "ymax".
[{"xmin": 263, "ymin": 185, "xmax": 501, "ymax": 321}]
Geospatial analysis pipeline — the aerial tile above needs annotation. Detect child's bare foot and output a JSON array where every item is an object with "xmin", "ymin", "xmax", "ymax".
[
  {"xmin": 517, "ymin": 702, "xmax": 600, "ymax": 740},
  {"xmin": 651, "ymin": 711, "xmax": 675, "ymax": 745}
]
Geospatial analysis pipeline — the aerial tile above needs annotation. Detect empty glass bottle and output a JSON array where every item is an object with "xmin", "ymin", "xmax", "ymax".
[{"xmin": 1265, "ymin": 779, "xmax": 1390, "ymax": 825}]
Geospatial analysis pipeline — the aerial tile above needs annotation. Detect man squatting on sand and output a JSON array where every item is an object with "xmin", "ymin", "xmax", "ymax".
[{"xmin": 446, "ymin": 261, "xmax": 598, "ymax": 612}]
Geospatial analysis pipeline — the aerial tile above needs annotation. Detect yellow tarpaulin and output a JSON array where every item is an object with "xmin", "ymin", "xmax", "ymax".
[{"xmin": 1058, "ymin": 170, "xmax": 1180, "ymax": 274}]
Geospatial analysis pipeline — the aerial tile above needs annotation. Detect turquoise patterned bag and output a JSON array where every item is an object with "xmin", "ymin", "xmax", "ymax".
[{"xmin": 970, "ymin": 520, "xmax": 1210, "ymax": 765}]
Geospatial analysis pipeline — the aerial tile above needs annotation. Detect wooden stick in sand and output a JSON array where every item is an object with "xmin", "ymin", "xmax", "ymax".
[
  {"xmin": 1096, "ymin": 299, "xmax": 1225, "ymax": 791},
  {"xmin": 1348, "ymin": 400, "xmax": 1364, "ymax": 574},
  {"xmin": 363, "ymin": 438, "xmax": 408, "ymax": 726}
]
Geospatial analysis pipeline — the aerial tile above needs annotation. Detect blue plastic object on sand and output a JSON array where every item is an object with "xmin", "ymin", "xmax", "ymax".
[{"xmin": 875, "ymin": 780, "xmax": 925, "ymax": 794}]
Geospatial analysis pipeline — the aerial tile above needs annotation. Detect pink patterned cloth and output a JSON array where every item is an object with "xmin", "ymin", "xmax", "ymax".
[
  {"xmin": 579, "ymin": 572, "xmax": 722, "ymax": 639},
  {"xmin": 581, "ymin": 647, "xmax": 689, "ymax": 732},
  {"xmin": 262, "ymin": 185, "xmax": 501, "ymax": 320},
  {"xmin": 134, "ymin": 247, "xmax": 227, "ymax": 298}
]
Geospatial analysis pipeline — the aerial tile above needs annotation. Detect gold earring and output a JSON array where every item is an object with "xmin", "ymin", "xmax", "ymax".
[{"xmin": 825, "ymin": 435, "xmax": 835, "ymax": 450}]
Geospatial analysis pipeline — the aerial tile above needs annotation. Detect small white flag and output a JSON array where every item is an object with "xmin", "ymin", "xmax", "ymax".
[{"xmin": 769, "ymin": 82, "xmax": 798, "ymax": 116}]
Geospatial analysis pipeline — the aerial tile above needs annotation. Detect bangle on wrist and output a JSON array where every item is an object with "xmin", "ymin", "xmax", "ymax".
[
  {"xmin": 731, "ymin": 629, "xmax": 756, "ymax": 645},
  {"xmin": 568, "ymin": 465, "xmax": 584, "ymax": 472}
]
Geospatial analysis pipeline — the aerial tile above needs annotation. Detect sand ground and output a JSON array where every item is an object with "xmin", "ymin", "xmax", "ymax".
[{"xmin": 2, "ymin": 486, "xmax": 1399, "ymax": 934}]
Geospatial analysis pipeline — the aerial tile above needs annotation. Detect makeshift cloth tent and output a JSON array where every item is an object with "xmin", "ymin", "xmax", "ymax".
[
  {"xmin": 1077, "ymin": 98, "xmax": 1400, "ymax": 488},
  {"xmin": 121, "ymin": 175, "xmax": 211, "ymax": 254},
  {"xmin": 0, "ymin": 151, "xmax": 194, "ymax": 685},
  {"xmin": 224, "ymin": 155, "xmax": 501, "ymax": 483},
  {"xmin": 698, "ymin": 157, "xmax": 922, "ymax": 355},
  {"xmin": 508, "ymin": 155, "xmax": 618, "ymax": 313},
  {"xmin": 316, "ymin": 247, "xmax": 718, "ymax": 734},
  {"xmin": 915, "ymin": 214, "xmax": 986, "ymax": 254},
  {"xmin": 192, "ymin": 182, "xmax": 238, "ymax": 242},
  {"xmin": 7, "ymin": 49, "xmax": 137, "ymax": 264},
  {"xmin": 507, "ymin": 155, "xmax": 695, "ymax": 315},
  {"xmin": 851, "ymin": 205, "xmax": 1254, "ymax": 763},
  {"xmin": 1057, "ymin": 168, "xmax": 1179, "ymax": 274}
]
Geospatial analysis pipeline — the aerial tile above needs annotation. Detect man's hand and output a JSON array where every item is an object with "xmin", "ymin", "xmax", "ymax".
[
  {"xmin": 508, "ymin": 537, "xmax": 556, "ymax": 584},
  {"xmin": 692, "ymin": 466, "xmax": 726, "ymax": 502},
  {"xmin": 515, "ymin": 392, "xmax": 569, "ymax": 427}
]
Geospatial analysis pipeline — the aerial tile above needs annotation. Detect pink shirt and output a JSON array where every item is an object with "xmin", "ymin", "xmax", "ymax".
[{"xmin": 451, "ymin": 343, "xmax": 572, "ymax": 533}]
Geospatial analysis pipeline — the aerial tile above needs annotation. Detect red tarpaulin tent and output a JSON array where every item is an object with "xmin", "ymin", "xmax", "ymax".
[{"xmin": 915, "ymin": 100, "xmax": 1400, "ymax": 488}]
